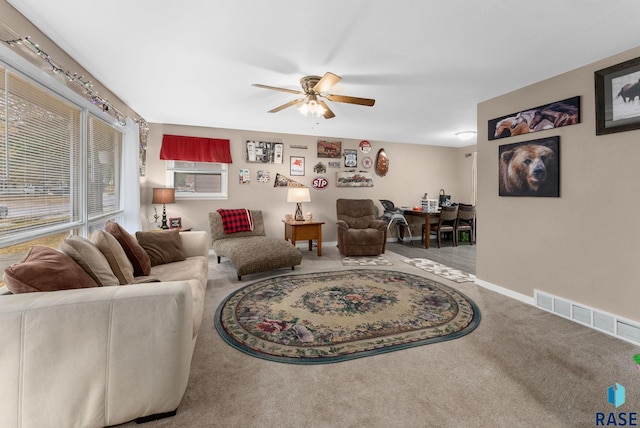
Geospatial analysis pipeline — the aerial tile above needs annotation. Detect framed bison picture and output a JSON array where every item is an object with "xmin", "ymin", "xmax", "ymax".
[
  {"xmin": 595, "ymin": 56, "xmax": 640, "ymax": 135},
  {"xmin": 498, "ymin": 136, "xmax": 559, "ymax": 197}
]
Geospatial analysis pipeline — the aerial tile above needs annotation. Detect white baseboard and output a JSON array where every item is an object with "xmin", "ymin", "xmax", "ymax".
[
  {"xmin": 474, "ymin": 278, "xmax": 640, "ymax": 346},
  {"xmin": 474, "ymin": 278, "xmax": 534, "ymax": 305}
]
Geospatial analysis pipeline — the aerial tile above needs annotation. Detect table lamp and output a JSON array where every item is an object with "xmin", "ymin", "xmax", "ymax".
[
  {"xmin": 287, "ymin": 187, "xmax": 310, "ymax": 221},
  {"xmin": 152, "ymin": 187, "xmax": 175, "ymax": 229}
]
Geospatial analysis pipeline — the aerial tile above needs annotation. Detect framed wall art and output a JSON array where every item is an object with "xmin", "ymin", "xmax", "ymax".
[
  {"xmin": 498, "ymin": 136, "xmax": 559, "ymax": 197},
  {"xmin": 595, "ymin": 56, "xmax": 640, "ymax": 135},
  {"xmin": 239, "ymin": 168, "xmax": 250, "ymax": 184},
  {"xmin": 290, "ymin": 156, "xmax": 305, "ymax": 176},
  {"xmin": 246, "ymin": 140, "xmax": 284, "ymax": 163},
  {"xmin": 336, "ymin": 171, "xmax": 373, "ymax": 187},
  {"xmin": 488, "ymin": 96, "xmax": 580, "ymax": 140},
  {"xmin": 317, "ymin": 139, "xmax": 341, "ymax": 158}
]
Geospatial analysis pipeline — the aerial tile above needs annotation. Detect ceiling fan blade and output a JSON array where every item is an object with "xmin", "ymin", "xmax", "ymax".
[
  {"xmin": 326, "ymin": 94, "xmax": 375, "ymax": 106},
  {"xmin": 318, "ymin": 100, "xmax": 335, "ymax": 119},
  {"xmin": 268, "ymin": 98, "xmax": 305, "ymax": 113},
  {"xmin": 313, "ymin": 72, "xmax": 341, "ymax": 94},
  {"xmin": 252, "ymin": 83, "xmax": 303, "ymax": 95}
]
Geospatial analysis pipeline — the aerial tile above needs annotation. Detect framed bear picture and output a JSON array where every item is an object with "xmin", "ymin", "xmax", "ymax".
[{"xmin": 498, "ymin": 136, "xmax": 559, "ymax": 197}]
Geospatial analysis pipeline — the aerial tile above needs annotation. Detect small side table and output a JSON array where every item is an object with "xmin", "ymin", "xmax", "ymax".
[{"xmin": 283, "ymin": 219, "xmax": 325, "ymax": 256}]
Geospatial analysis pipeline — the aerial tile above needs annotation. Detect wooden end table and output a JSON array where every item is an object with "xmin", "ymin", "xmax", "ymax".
[{"xmin": 283, "ymin": 219, "xmax": 325, "ymax": 256}]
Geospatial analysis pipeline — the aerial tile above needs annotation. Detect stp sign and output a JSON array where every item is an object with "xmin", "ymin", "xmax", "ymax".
[{"xmin": 312, "ymin": 176, "xmax": 329, "ymax": 189}]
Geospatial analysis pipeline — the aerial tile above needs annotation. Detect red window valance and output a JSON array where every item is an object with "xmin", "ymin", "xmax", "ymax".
[{"xmin": 160, "ymin": 134, "xmax": 232, "ymax": 163}]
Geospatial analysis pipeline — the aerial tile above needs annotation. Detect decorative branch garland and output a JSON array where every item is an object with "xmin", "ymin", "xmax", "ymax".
[
  {"xmin": 1, "ymin": 34, "xmax": 150, "ymax": 175},
  {"xmin": 1, "ymin": 35, "xmax": 145, "ymax": 128}
]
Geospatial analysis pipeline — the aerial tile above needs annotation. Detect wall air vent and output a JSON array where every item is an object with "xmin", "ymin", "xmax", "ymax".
[
  {"xmin": 572, "ymin": 305, "xmax": 591, "ymax": 325},
  {"xmin": 534, "ymin": 290, "xmax": 640, "ymax": 346},
  {"xmin": 535, "ymin": 293, "xmax": 553, "ymax": 311},
  {"xmin": 593, "ymin": 312, "xmax": 615, "ymax": 334},
  {"xmin": 553, "ymin": 298, "xmax": 571, "ymax": 318},
  {"xmin": 617, "ymin": 322, "xmax": 640, "ymax": 344}
]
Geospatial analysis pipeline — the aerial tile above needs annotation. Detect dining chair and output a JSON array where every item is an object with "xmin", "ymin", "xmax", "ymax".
[
  {"xmin": 455, "ymin": 204, "xmax": 476, "ymax": 245},
  {"xmin": 422, "ymin": 205, "xmax": 458, "ymax": 248}
]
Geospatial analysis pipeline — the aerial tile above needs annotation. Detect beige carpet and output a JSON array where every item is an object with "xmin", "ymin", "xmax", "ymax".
[{"xmin": 118, "ymin": 247, "xmax": 640, "ymax": 428}]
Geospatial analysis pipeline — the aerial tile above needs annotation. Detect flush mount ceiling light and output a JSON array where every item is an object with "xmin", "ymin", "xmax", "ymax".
[{"xmin": 455, "ymin": 131, "xmax": 477, "ymax": 141}]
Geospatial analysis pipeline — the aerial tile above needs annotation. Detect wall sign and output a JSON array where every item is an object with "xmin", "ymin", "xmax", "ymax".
[
  {"xmin": 362, "ymin": 156, "xmax": 373, "ymax": 169},
  {"xmin": 312, "ymin": 176, "xmax": 329, "ymax": 189},
  {"xmin": 344, "ymin": 149, "xmax": 357, "ymax": 167}
]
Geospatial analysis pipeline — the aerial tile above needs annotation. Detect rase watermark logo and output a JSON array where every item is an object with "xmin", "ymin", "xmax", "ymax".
[
  {"xmin": 596, "ymin": 383, "xmax": 637, "ymax": 426},
  {"xmin": 609, "ymin": 383, "xmax": 626, "ymax": 408}
]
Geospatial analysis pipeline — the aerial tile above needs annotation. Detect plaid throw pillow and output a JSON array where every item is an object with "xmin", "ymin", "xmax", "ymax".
[{"xmin": 217, "ymin": 209, "xmax": 254, "ymax": 234}]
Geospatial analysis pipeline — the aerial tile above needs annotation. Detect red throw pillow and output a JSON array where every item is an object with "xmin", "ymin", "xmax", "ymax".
[
  {"xmin": 4, "ymin": 246, "xmax": 99, "ymax": 293},
  {"xmin": 217, "ymin": 209, "xmax": 253, "ymax": 234},
  {"xmin": 105, "ymin": 221, "xmax": 151, "ymax": 276}
]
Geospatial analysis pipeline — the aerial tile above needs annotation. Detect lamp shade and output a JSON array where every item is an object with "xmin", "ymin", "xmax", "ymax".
[
  {"xmin": 287, "ymin": 187, "xmax": 310, "ymax": 203},
  {"xmin": 152, "ymin": 188, "xmax": 175, "ymax": 204}
]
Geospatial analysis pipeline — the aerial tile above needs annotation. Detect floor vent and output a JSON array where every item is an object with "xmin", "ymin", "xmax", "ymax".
[{"xmin": 534, "ymin": 290, "xmax": 640, "ymax": 346}]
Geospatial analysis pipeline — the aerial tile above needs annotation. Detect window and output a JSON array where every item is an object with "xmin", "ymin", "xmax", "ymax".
[
  {"xmin": 0, "ymin": 62, "xmax": 124, "ymax": 249},
  {"xmin": 87, "ymin": 114, "xmax": 122, "ymax": 221},
  {"xmin": 166, "ymin": 161, "xmax": 228, "ymax": 199}
]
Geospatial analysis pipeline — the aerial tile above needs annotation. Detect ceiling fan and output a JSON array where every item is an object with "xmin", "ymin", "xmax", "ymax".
[{"xmin": 252, "ymin": 72, "xmax": 375, "ymax": 119}]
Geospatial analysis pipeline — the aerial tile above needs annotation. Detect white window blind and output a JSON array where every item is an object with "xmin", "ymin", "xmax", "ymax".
[
  {"xmin": 167, "ymin": 161, "xmax": 227, "ymax": 199},
  {"xmin": 0, "ymin": 65, "xmax": 82, "ymax": 244},
  {"xmin": 87, "ymin": 114, "xmax": 122, "ymax": 220}
]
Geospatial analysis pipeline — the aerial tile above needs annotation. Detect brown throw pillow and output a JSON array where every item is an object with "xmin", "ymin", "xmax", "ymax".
[
  {"xmin": 135, "ymin": 229, "xmax": 186, "ymax": 267},
  {"xmin": 3, "ymin": 246, "xmax": 99, "ymax": 293},
  {"xmin": 60, "ymin": 235, "xmax": 119, "ymax": 286},
  {"xmin": 92, "ymin": 230, "xmax": 135, "ymax": 285},
  {"xmin": 105, "ymin": 221, "xmax": 151, "ymax": 276}
]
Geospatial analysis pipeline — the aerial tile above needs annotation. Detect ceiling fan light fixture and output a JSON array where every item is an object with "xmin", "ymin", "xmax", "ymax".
[
  {"xmin": 299, "ymin": 95, "xmax": 326, "ymax": 117},
  {"xmin": 254, "ymin": 72, "xmax": 373, "ymax": 119},
  {"xmin": 455, "ymin": 131, "xmax": 477, "ymax": 141}
]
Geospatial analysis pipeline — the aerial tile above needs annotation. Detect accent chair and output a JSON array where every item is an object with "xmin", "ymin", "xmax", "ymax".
[{"xmin": 336, "ymin": 198, "xmax": 387, "ymax": 256}]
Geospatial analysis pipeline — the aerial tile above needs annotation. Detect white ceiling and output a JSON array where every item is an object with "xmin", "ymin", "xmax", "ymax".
[{"xmin": 7, "ymin": 0, "xmax": 640, "ymax": 147}]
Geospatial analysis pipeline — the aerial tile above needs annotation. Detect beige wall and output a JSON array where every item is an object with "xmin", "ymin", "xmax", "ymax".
[
  {"xmin": 477, "ymin": 45, "xmax": 640, "ymax": 322},
  {"xmin": 142, "ymin": 123, "xmax": 476, "ymax": 243}
]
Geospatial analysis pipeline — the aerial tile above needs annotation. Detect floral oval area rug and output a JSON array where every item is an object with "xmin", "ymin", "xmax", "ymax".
[{"xmin": 214, "ymin": 269, "xmax": 480, "ymax": 364}]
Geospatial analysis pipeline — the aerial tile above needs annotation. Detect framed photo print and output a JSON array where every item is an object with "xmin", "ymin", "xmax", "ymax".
[
  {"xmin": 246, "ymin": 140, "xmax": 284, "ymax": 163},
  {"xmin": 169, "ymin": 217, "xmax": 182, "ymax": 229},
  {"xmin": 317, "ymin": 139, "xmax": 341, "ymax": 158},
  {"xmin": 488, "ymin": 96, "xmax": 580, "ymax": 140},
  {"xmin": 498, "ymin": 136, "xmax": 559, "ymax": 197},
  {"xmin": 290, "ymin": 156, "xmax": 305, "ymax": 176},
  {"xmin": 595, "ymin": 56, "xmax": 640, "ymax": 135}
]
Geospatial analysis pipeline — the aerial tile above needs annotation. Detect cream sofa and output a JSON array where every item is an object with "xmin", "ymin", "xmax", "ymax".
[{"xmin": 0, "ymin": 231, "xmax": 209, "ymax": 428}]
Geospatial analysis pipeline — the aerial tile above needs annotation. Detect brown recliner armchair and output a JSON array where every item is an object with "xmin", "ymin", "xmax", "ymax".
[{"xmin": 336, "ymin": 199, "xmax": 387, "ymax": 256}]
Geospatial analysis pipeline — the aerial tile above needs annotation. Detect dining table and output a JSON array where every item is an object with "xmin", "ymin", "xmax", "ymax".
[{"xmin": 401, "ymin": 208, "xmax": 440, "ymax": 249}]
